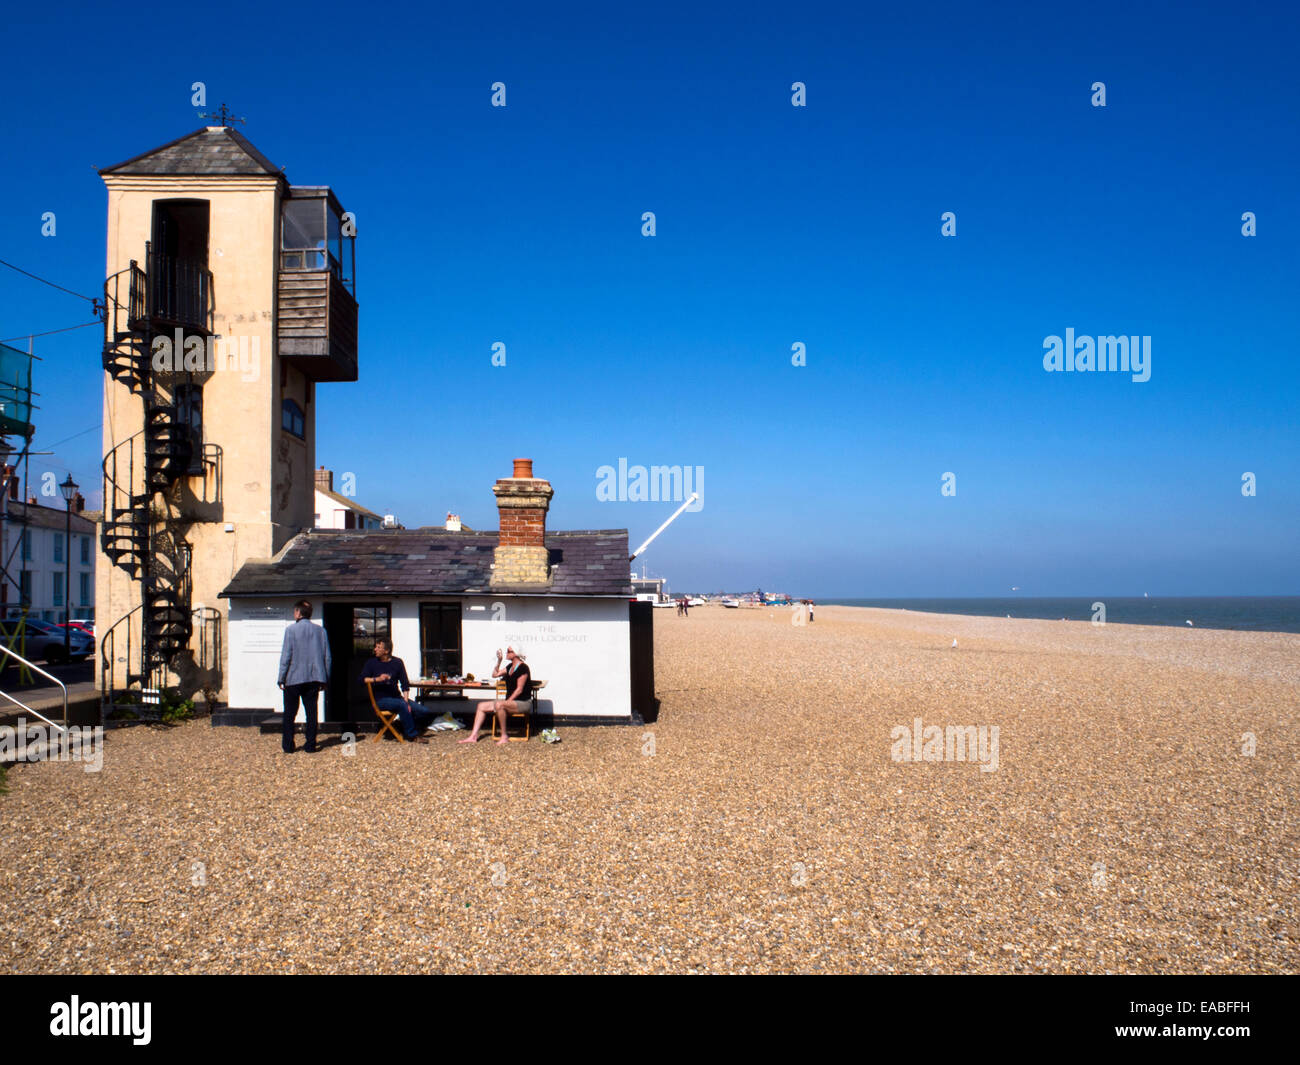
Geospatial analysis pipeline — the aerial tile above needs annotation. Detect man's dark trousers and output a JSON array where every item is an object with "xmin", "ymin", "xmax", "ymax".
[
  {"xmin": 376, "ymin": 695, "xmax": 434, "ymax": 740},
  {"xmin": 283, "ymin": 682, "xmax": 322, "ymax": 752}
]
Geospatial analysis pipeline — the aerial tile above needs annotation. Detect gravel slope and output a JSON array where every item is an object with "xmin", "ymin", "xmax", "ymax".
[{"xmin": 1, "ymin": 605, "xmax": 1295, "ymax": 973}]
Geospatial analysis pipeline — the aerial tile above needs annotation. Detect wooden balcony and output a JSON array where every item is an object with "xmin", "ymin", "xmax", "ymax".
[{"xmin": 277, "ymin": 269, "xmax": 358, "ymax": 382}]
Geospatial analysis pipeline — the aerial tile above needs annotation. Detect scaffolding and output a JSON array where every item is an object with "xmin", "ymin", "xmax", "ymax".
[{"xmin": 0, "ymin": 339, "xmax": 39, "ymax": 681}]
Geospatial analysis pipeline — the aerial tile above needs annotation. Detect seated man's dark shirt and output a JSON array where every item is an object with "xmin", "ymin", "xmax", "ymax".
[{"xmin": 361, "ymin": 656, "xmax": 410, "ymax": 701}]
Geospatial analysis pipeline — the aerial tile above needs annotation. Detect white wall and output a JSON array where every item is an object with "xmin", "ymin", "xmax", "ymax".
[
  {"xmin": 460, "ymin": 595, "xmax": 630, "ymax": 719},
  {"xmin": 226, "ymin": 600, "xmax": 299, "ymax": 713},
  {"xmin": 225, "ymin": 594, "xmax": 632, "ymax": 720}
]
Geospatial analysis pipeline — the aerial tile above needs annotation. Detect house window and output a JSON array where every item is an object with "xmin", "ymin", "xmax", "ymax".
[
  {"xmin": 19, "ymin": 570, "xmax": 31, "ymax": 606},
  {"xmin": 176, "ymin": 383, "xmax": 204, "ymax": 474},
  {"xmin": 419, "ymin": 603, "xmax": 462, "ymax": 677},
  {"xmin": 52, "ymin": 573, "xmax": 64, "ymax": 608},
  {"xmin": 81, "ymin": 536, "xmax": 90, "ymax": 565},
  {"xmin": 21, "ymin": 529, "xmax": 31, "ymax": 561},
  {"xmin": 282, "ymin": 399, "xmax": 305, "ymax": 438},
  {"xmin": 79, "ymin": 572, "xmax": 90, "ymax": 606},
  {"xmin": 53, "ymin": 533, "xmax": 64, "ymax": 564}
]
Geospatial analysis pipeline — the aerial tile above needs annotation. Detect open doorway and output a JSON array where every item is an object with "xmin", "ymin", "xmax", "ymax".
[{"xmin": 322, "ymin": 602, "xmax": 390, "ymax": 722}]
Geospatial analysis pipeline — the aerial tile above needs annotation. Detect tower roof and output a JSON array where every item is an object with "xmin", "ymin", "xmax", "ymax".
[{"xmin": 100, "ymin": 126, "xmax": 284, "ymax": 178}]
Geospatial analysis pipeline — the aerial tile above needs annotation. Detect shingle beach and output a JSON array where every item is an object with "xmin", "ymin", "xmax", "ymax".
[{"xmin": 2, "ymin": 605, "xmax": 1296, "ymax": 974}]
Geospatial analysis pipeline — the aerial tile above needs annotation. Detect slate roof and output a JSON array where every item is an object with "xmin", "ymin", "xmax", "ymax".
[
  {"xmin": 219, "ymin": 529, "xmax": 632, "ymax": 598},
  {"xmin": 100, "ymin": 127, "xmax": 284, "ymax": 177},
  {"xmin": 6, "ymin": 500, "xmax": 96, "ymax": 535}
]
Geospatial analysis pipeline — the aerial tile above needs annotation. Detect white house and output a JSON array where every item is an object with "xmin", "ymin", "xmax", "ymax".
[
  {"xmin": 313, "ymin": 466, "xmax": 386, "ymax": 530},
  {"xmin": 219, "ymin": 460, "xmax": 654, "ymax": 727},
  {"xmin": 0, "ymin": 473, "xmax": 96, "ymax": 625}
]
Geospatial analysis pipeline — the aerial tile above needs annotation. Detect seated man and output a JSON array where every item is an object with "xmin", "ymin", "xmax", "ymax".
[
  {"xmin": 459, "ymin": 646, "xmax": 531, "ymax": 746},
  {"xmin": 361, "ymin": 637, "xmax": 435, "ymax": 743}
]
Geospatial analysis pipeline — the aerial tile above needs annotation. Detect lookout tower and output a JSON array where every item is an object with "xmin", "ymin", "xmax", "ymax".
[{"xmin": 97, "ymin": 125, "xmax": 358, "ymax": 714}]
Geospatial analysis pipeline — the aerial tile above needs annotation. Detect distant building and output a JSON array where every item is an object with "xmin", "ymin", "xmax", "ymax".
[
  {"xmin": 631, "ymin": 574, "xmax": 666, "ymax": 602},
  {"xmin": 313, "ymin": 467, "xmax": 384, "ymax": 530},
  {"xmin": 0, "ymin": 470, "xmax": 96, "ymax": 624}
]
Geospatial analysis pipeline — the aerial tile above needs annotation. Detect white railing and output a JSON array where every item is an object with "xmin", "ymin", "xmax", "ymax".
[{"xmin": 0, "ymin": 643, "xmax": 68, "ymax": 734}]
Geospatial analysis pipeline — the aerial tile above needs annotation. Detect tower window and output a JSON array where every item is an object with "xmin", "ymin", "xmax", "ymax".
[
  {"xmin": 176, "ymin": 383, "xmax": 204, "ymax": 474},
  {"xmin": 282, "ymin": 398, "xmax": 305, "ymax": 438}
]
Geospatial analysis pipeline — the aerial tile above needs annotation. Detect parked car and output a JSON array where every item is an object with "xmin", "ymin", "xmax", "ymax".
[
  {"xmin": 0, "ymin": 618, "xmax": 94, "ymax": 664},
  {"xmin": 57, "ymin": 620, "xmax": 95, "ymax": 639}
]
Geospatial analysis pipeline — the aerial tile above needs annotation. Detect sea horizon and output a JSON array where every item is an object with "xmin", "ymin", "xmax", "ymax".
[{"xmin": 812, "ymin": 596, "xmax": 1300, "ymax": 634}]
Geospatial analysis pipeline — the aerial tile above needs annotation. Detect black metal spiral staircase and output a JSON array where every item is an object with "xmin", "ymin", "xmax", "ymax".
[{"xmin": 100, "ymin": 245, "xmax": 211, "ymax": 714}]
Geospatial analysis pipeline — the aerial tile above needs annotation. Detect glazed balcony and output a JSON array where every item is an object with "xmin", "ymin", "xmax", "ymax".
[{"xmin": 277, "ymin": 187, "xmax": 358, "ymax": 383}]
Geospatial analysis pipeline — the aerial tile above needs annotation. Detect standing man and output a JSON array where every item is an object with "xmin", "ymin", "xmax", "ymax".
[{"xmin": 278, "ymin": 599, "xmax": 331, "ymax": 754}]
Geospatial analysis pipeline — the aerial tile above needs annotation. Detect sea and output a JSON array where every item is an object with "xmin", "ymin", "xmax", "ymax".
[{"xmin": 819, "ymin": 597, "xmax": 1300, "ymax": 634}]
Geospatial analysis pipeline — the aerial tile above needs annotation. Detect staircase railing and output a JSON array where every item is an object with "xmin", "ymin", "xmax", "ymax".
[
  {"xmin": 0, "ymin": 643, "xmax": 68, "ymax": 733},
  {"xmin": 99, "ymin": 247, "xmax": 209, "ymax": 710}
]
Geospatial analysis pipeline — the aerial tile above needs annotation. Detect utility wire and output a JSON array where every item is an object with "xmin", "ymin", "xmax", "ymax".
[
  {"xmin": 1, "ymin": 320, "xmax": 99, "ymax": 343},
  {"xmin": 35, "ymin": 424, "xmax": 101, "ymax": 451},
  {"xmin": 0, "ymin": 257, "xmax": 97, "ymax": 303}
]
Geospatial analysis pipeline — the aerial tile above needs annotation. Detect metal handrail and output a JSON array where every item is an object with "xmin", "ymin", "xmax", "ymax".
[{"xmin": 0, "ymin": 643, "xmax": 68, "ymax": 733}]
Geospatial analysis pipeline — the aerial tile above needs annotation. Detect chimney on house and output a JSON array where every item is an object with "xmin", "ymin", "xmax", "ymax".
[
  {"xmin": 315, "ymin": 466, "xmax": 333, "ymax": 492},
  {"xmin": 445, "ymin": 512, "xmax": 462, "ymax": 532},
  {"xmin": 73, "ymin": 492, "xmax": 85, "ymax": 514},
  {"xmin": 490, "ymin": 458, "xmax": 553, "ymax": 587},
  {"xmin": 27, "ymin": 495, "xmax": 37, "ymax": 506},
  {"xmin": 3, "ymin": 466, "xmax": 16, "ymax": 501}
]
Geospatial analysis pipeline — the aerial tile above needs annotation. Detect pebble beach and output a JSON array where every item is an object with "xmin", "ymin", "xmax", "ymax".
[{"xmin": 2, "ymin": 604, "xmax": 1296, "ymax": 974}]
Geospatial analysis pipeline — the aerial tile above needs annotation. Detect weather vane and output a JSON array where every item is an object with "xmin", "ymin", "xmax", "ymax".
[{"xmin": 197, "ymin": 103, "xmax": 246, "ymax": 127}]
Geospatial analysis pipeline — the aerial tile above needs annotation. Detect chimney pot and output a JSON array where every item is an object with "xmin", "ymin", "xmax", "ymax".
[
  {"xmin": 315, "ymin": 466, "xmax": 333, "ymax": 492},
  {"xmin": 512, "ymin": 458, "xmax": 533, "ymax": 479}
]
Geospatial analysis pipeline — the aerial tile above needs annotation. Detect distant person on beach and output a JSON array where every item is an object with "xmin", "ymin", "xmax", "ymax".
[
  {"xmin": 460, "ymin": 646, "xmax": 531, "ymax": 745},
  {"xmin": 808, "ymin": 600, "xmax": 814, "ymax": 622},
  {"xmin": 277, "ymin": 599, "xmax": 331, "ymax": 754},
  {"xmin": 362, "ymin": 637, "xmax": 434, "ymax": 743},
  {"xmin": 682, "ymin": 597, "xmax": 690, "ymax": 616}
]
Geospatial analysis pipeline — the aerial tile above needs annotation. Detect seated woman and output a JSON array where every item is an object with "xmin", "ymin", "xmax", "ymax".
[
  {"xmin": 459, "ymin": 646, "xmax": 531, "ymax": 745},
  {"xmin": 361, "ymin": 637, "xmax": 435, "ymax": 742}
]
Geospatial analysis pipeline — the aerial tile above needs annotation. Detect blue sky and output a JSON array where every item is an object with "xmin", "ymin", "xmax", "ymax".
[{"xmin": 1, "ymin": 1, "xmax": 1296, "ymax": 596}]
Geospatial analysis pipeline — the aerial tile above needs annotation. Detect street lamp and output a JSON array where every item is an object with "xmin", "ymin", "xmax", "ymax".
[{"xmin": 59, "ymin": 473, "xmax": 78, "ymax": 662}]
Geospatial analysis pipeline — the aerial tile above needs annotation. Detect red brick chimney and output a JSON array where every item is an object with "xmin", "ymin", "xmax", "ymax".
[
  {"xmin": 490, "ymin": 458, "xmax": 553, "ymax": 587},
  {"xmin": 73, "ymin": 492, "xmax": 85, "ymax": 514},
  {"xmin": 315, "ymin": 466, "xmax": 333, "ymax": 492}
]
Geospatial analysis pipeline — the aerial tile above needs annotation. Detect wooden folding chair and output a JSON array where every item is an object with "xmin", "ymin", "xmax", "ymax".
[
  {"xmin": 491, "ymin": 677, "xmax": 543, "ymax": 741},
  {"xmin": 364, "ymin": 677, "xmax": 405, "ymax": 743}
]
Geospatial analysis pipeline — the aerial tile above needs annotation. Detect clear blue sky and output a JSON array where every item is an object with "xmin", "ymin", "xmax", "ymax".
[{"xmin": 2, "ymin": 1, "xmax": 1296, "ymax": 596}]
